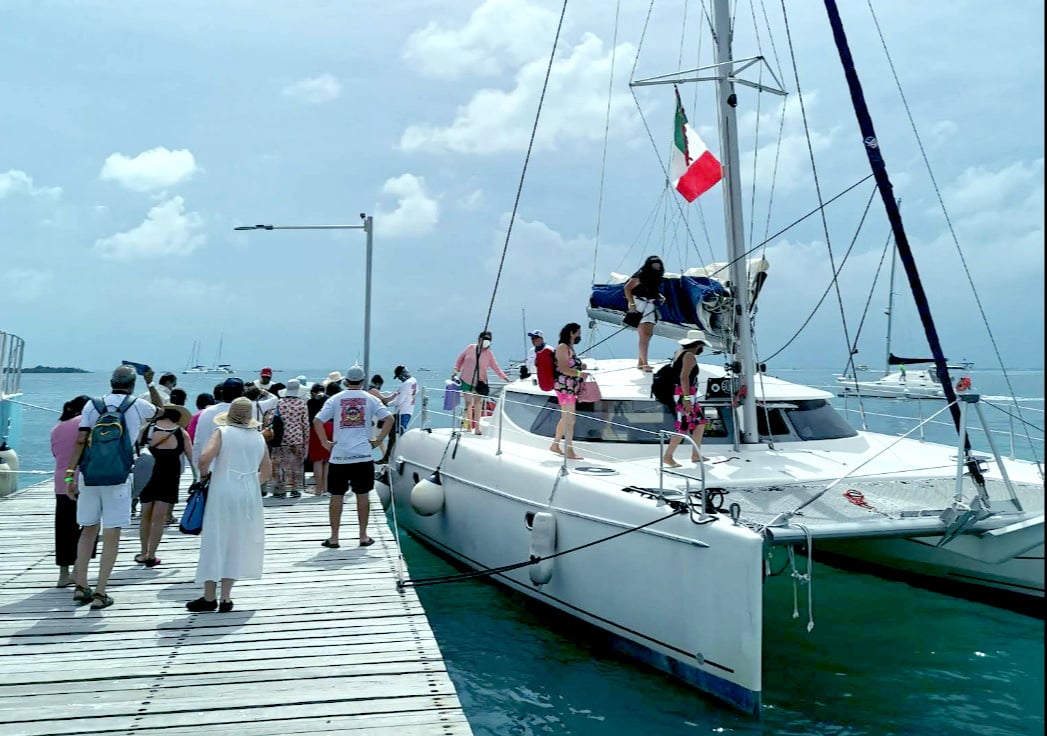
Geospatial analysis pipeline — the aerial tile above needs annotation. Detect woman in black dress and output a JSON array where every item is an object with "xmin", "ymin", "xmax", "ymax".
[{"xmin": 136, "ymin": 405, "xmax": 195, "ymax": 567}]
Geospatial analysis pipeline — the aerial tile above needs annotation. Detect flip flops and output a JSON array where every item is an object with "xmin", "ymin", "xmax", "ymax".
[
  {"xmin": 321, "ymin": 539, "xmax": 340, "ymax": 549},
  {"xmin": 134, "ymin": 554, "xmax": 147, "ymax": 564},
  {"xmin": 359, "ymin": 537, "xmax": 375, "ymax": 547}
]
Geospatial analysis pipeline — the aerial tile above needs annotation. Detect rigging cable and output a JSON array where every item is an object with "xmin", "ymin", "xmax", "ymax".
[
  {"xmin": 480, "ymin": 0, "xmax": 569, "ymax": 331},
  {"xmin": 630, "ymin": 0, "xmax": 716, "ymax": 267},
  {"xmin": 397, "ymin": 506, "xmax": 686, "ymax": 589},
  {"xmin": 591, "ymin": 0, "xmax": 623, "ymax": 287},
  {"xmin": 763, "ymin": 183, "xmax": 878, "ymax": 362},
  {"xmin": 779, "ymin": 0, "xmax": 859, "ymax": 371},
  {"xmin": 865, "ymin": 0, "xmax": 1038, "ymax": 465}
]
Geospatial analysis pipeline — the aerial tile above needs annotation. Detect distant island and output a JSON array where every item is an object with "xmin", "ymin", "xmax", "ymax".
[{"xmin": 21, "ymin": 365, "xmax": 90, "ymax": 374}]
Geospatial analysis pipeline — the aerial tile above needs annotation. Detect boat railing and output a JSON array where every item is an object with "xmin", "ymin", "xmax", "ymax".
[{"xmin": 0, "ymin": 331, "xmax": 26, "ymax": 398}]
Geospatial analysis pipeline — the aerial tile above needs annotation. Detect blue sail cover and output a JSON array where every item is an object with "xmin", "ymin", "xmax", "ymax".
[{"xmin": 590, "ymin": 276, "xmax": 728, "ymax": 332}]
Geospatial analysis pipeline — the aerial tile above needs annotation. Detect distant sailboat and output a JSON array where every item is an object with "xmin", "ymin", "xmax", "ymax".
[{"xmin": 182, "ymin": 337, "xmax": 234, "ymax": 375}]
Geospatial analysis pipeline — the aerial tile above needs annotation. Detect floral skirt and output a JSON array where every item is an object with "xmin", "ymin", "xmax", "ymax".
[{"xmin": 674, "ymin": 385, "xmax": 708, "ymax": 433}]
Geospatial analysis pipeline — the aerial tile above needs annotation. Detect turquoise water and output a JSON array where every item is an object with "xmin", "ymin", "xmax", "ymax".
[{"xmin": 8, "ymin": 369, "xmax": 1045, "ymax": 734}]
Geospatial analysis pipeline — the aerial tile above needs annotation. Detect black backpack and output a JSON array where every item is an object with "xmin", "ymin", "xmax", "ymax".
[
  {"xmin": 650, "ymin": 361, "xmax": 678, "ymax": 409},
  {"xmin": 268, "ymin": 407, "xmax": 285, "ymax": 448}
]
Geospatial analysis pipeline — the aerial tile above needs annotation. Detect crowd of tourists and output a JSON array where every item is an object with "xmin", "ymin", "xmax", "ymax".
[{"xmin": 51, "ymin": 362, "xmax": 414, "ymax": 611}]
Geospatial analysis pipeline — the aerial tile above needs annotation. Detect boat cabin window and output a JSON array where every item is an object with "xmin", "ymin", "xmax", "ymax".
[
  {"xmin": 756, "ymin": 406, "xmax": 791, "ymax": 437},
  {"xmin": 503, "ymin": 393, "xmax": 730, "ymax": 444},
  {"xmin": 781, "ymin": 400, "xmax": 857, "ymax": 440}
]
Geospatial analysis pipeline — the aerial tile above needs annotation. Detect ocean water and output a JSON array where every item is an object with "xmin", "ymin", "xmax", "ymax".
[{"xmin": 7, "ymin": 369, "xmax": 1045, "ymax": 734}]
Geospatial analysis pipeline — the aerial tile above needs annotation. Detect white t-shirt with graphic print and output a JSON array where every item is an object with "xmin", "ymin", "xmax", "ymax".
[{"xmin": 315, "ymin": 390, "xmax": 391, "ymax": 465}]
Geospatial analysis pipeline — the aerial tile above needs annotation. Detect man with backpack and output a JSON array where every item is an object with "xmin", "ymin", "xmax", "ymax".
[{"xmin": 64, "ymin": 365, "xmax": 164, "ymax": 609}]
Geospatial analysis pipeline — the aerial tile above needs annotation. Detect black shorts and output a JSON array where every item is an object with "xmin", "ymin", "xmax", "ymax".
[{"xmin": 327, "ymin": 461, "xmax": 375, "ymax": 496}]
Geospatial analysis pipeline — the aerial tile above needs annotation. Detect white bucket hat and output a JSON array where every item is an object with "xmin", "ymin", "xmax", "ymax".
[{"xmin": 678, "ymin": 329, "xmax": 708, "ymax": 347}]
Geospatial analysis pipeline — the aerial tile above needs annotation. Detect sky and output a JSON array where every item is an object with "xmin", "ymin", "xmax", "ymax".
[{"xmin": 2, "ymin": 0, "xmax": 1043, "ymax": 378}]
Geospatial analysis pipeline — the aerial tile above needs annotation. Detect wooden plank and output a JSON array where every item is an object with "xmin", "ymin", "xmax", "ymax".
[{"xmin": 0, "ymin": 475, "xmax": 472, "ymax": 735}]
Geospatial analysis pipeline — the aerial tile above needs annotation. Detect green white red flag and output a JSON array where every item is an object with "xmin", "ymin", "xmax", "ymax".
[{"xmin": 670, "ymin": 88, "xmax": 722, "ymax": 201}]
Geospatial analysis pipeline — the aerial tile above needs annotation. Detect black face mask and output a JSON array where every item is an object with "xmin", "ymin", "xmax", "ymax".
[{"xmin": 573, "ymin": 335, "xmax": 581, "ymax": 345}]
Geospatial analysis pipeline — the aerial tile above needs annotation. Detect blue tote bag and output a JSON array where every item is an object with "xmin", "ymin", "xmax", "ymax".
[{"xmin": 179, "ymin": 474, "xmax": 210, "ymax": 535}]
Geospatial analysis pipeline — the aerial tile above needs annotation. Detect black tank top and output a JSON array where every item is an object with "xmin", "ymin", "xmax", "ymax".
[{"xmin": 672, "ymin": 351, "xmax": 699, "ymax": 390}]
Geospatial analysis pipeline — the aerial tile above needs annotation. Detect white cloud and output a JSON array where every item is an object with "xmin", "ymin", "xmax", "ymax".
[
  {"xmin": 0, "ymin": 268, "xmax": 53, "ymax": 301},
  {"xmin": 0, "ymin": 169, "xmax": 62, "ymax": 199},
  {"xmin": 374, "ymin": 174, "xmax": 440, "ymax": 237},
  {"xmin": 94, "ymin": 196, "xmax": 205, "ymax": 260},
  {"xmin": 459, "ymin": 189, "xmax": 484, "ymax": 210},
  {"xmin": 99, "ymin": 147, "xmax": 198, "ymax": 192},
  {"xmin": 281, "ymin": 73, "xmax": 342, "ymax": 103},
  {"xmin": 401, "ymin": 33, "xmax": 638, "ymax": 154},
  {"xmin": 403, "ymin": 0, "xmax": 557, "ymax": 80},
  {"xmin": 738, "ymin": 92, "xmax": 837, "ymax": 193}
]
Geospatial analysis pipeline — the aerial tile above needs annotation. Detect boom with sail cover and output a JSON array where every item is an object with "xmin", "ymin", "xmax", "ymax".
[{"xmin": 587, "ymin": 259, "xmax": 768, "ymax": 350}]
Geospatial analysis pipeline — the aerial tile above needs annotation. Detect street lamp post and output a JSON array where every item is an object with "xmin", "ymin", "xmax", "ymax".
[{"xmin": 234, "ymin": 214, "xmax": 374, "ymax": 378}]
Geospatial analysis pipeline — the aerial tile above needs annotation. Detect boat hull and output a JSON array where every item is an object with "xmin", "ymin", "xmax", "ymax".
[{"xmin": 389, "ymin": 428, "xmax": 766, "ymax": 715}]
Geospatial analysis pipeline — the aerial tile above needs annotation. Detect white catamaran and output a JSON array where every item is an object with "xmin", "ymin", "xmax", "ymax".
[
  {"xmin": 386, "ymin": 0, "xmax": 1044, "ymax": 715},
  {"xmin": 182, "ymin": 337, "xmax": 234, "ymax": 375}
]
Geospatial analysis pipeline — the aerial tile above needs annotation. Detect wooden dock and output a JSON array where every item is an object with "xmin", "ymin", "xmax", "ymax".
[{"xmin": 0, "ymin": 474, "xmax": 472, "ymax": 735}]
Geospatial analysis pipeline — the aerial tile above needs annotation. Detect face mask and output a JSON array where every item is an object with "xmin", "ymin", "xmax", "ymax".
[
  {"xmin": 399, "ymin": 370, "xmax": 411, "ymax": 380},
  {"xmin": 573, "ymin": 335, "xmax": 581, "ymax": 345},
  {"xmin": 481, "ymin": 339, "xmax": 491, "ymax": 348}
]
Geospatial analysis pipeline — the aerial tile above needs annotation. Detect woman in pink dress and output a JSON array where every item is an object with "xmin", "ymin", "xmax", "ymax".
[{"xmin": 453, "ymin": 330, "xmax": 509, "ymax": 435}]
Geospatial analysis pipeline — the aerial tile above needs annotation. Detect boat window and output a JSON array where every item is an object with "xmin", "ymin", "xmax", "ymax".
[
  {"xmin": 502, "ymin": 393, "xmax": 732, "ymax": 444},
  {"xmin": 782, "ymin": 400, "xmax": 857, "ymax": 440},
  {"xmin": 756, "ymin": 407, "xmax": 791, "ymax": 437}
]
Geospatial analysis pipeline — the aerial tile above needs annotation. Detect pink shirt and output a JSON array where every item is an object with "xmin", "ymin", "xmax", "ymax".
[
  {"xmin": 186, "ymin": 411, "xmax": 202, "ymax": 441},
  {"xmin": 455, "ymin": 344, "xmax": 509, "ymax": 385},
  {"xmin": 50, "ymin": 418, "xmax": 81, "ymax": 495}
]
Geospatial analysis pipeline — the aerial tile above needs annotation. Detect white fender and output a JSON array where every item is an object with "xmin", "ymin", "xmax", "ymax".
[
  {"xmin": 411, "ymin": 471, "xmax": 444, "ymax": 516},
  {"xmin": 0, "ymin": 445, "xmax": 19, "ymax": 496},
  {"xmin": 528, "ymin": 511, "xmax": 557, "ymax": 586},
  {"xmin": 374, "ymin": 466, "xmax": 392, "ymax": 511}
]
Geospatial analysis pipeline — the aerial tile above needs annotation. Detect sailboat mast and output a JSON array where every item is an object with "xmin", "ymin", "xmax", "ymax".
[
  {"xmin": 712, "ymin": 0, "xmax": 758, "ymax": 443},
  {"xmin": 822, "ymin": 0, "xmax": 965, "ymax": 438},
  {"xmin": 884, "ymin": 245, "xmax": 896, "ymax": 377}
]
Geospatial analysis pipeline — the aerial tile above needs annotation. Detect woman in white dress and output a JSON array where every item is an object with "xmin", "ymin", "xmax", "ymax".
[{"xmin": 187, "ymin": 397, "xmax": 271, "ymax": 613}]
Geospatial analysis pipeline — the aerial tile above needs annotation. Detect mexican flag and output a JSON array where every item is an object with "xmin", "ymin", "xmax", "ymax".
[{"xmin": 671, "ymin": 88, "xmax": 722, "ymax": 202}]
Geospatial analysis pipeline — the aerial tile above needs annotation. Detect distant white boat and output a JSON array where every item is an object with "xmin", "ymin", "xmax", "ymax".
[
  {"xmin": 182, "ymin": 337, "xmax": 234, "ymax": 375},
  {"xmin": 837, "ymin": 247, "xmax": 970, "ymax": 399}
]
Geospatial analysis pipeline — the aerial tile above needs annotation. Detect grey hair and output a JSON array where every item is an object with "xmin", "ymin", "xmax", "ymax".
[{"xmin": 110, "ymin": 365, "xmax": 137, "ymax": 389}]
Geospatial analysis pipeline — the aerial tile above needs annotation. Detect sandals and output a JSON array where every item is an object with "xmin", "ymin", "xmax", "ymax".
[
  {"xmin": 90, "ymin": 592, "xmax": 114, "ymax": 610},
  {"xmin": 144, "ymin": 558, "xmax": 161, "ymax": 568},
  {"xmin": 359, "ymin": 537, "xmax": 375, "ymax": 547},
  {"xmin": 73, "ymin": 585, "xmax": 93, "ymax": 605},
  {"xmin": 321, "ymin": 539, "xmax": 340, "ymax": 549},
  {"xmin": 134, "ymin": 554, "xmax": 147, "ymax": 564}
]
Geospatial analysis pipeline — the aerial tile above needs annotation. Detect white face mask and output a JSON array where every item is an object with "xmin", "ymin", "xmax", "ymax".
[{"xmin": 480, "ymin": 339, "xmax": 491, "ymax": 349}]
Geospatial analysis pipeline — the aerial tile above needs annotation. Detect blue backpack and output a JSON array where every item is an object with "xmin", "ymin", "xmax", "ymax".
[{"xmin": 80, "ymin": 395, "xmax": 137, "ymax": 486}]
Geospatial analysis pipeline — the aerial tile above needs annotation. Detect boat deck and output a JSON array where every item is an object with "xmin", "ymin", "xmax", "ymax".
[{"xmin": 0, "ymin": 473, "xmax": 472, "ymax": 735}]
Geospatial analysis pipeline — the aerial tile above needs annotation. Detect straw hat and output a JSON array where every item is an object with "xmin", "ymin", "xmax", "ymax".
[
  {"xmin": 162, "ymin": 404, "xmax": 192, "ymax": 429},
  {"xmin": 215, "ymin": 397, "xmax": 261, "ymax": 428},
  {"xmin": 322, "ymin": 371, "xmax": 343, "ymax": 387}
]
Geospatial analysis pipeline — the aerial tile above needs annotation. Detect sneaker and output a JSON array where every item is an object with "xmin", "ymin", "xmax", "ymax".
[
  {"xmin": 219, "ymin": 600, "xmax": 234, "ymax": 613},
  {"xmin": 185, "ymin": 597, "xmax": 218, "ymax": 613}
]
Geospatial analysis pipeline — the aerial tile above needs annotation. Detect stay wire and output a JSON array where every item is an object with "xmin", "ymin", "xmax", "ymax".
[
  {"xmin": 843, "ymin": 225, "xmax": 894, "ymax": 375},
  {"xmin": 481, "ymin": 0, "xmax": 569, "ymax": 332},
  {"xmin": 763, "ymin": 182, "xmax": 877, "ymax": 362},
  {"xmin": 591, "ymin": 0, "xmax": 623, "ymax": 287},
  {"xmin": 865, "ymin": 0, "xmax": 1030, "ymax": 438},
  {"xmin": 397, "ymin": 507, "xmax": 687, "ymax": 589},
  {"xmin": 779, "ymin": 0, "xmax": 858, "ymax": 371}
]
